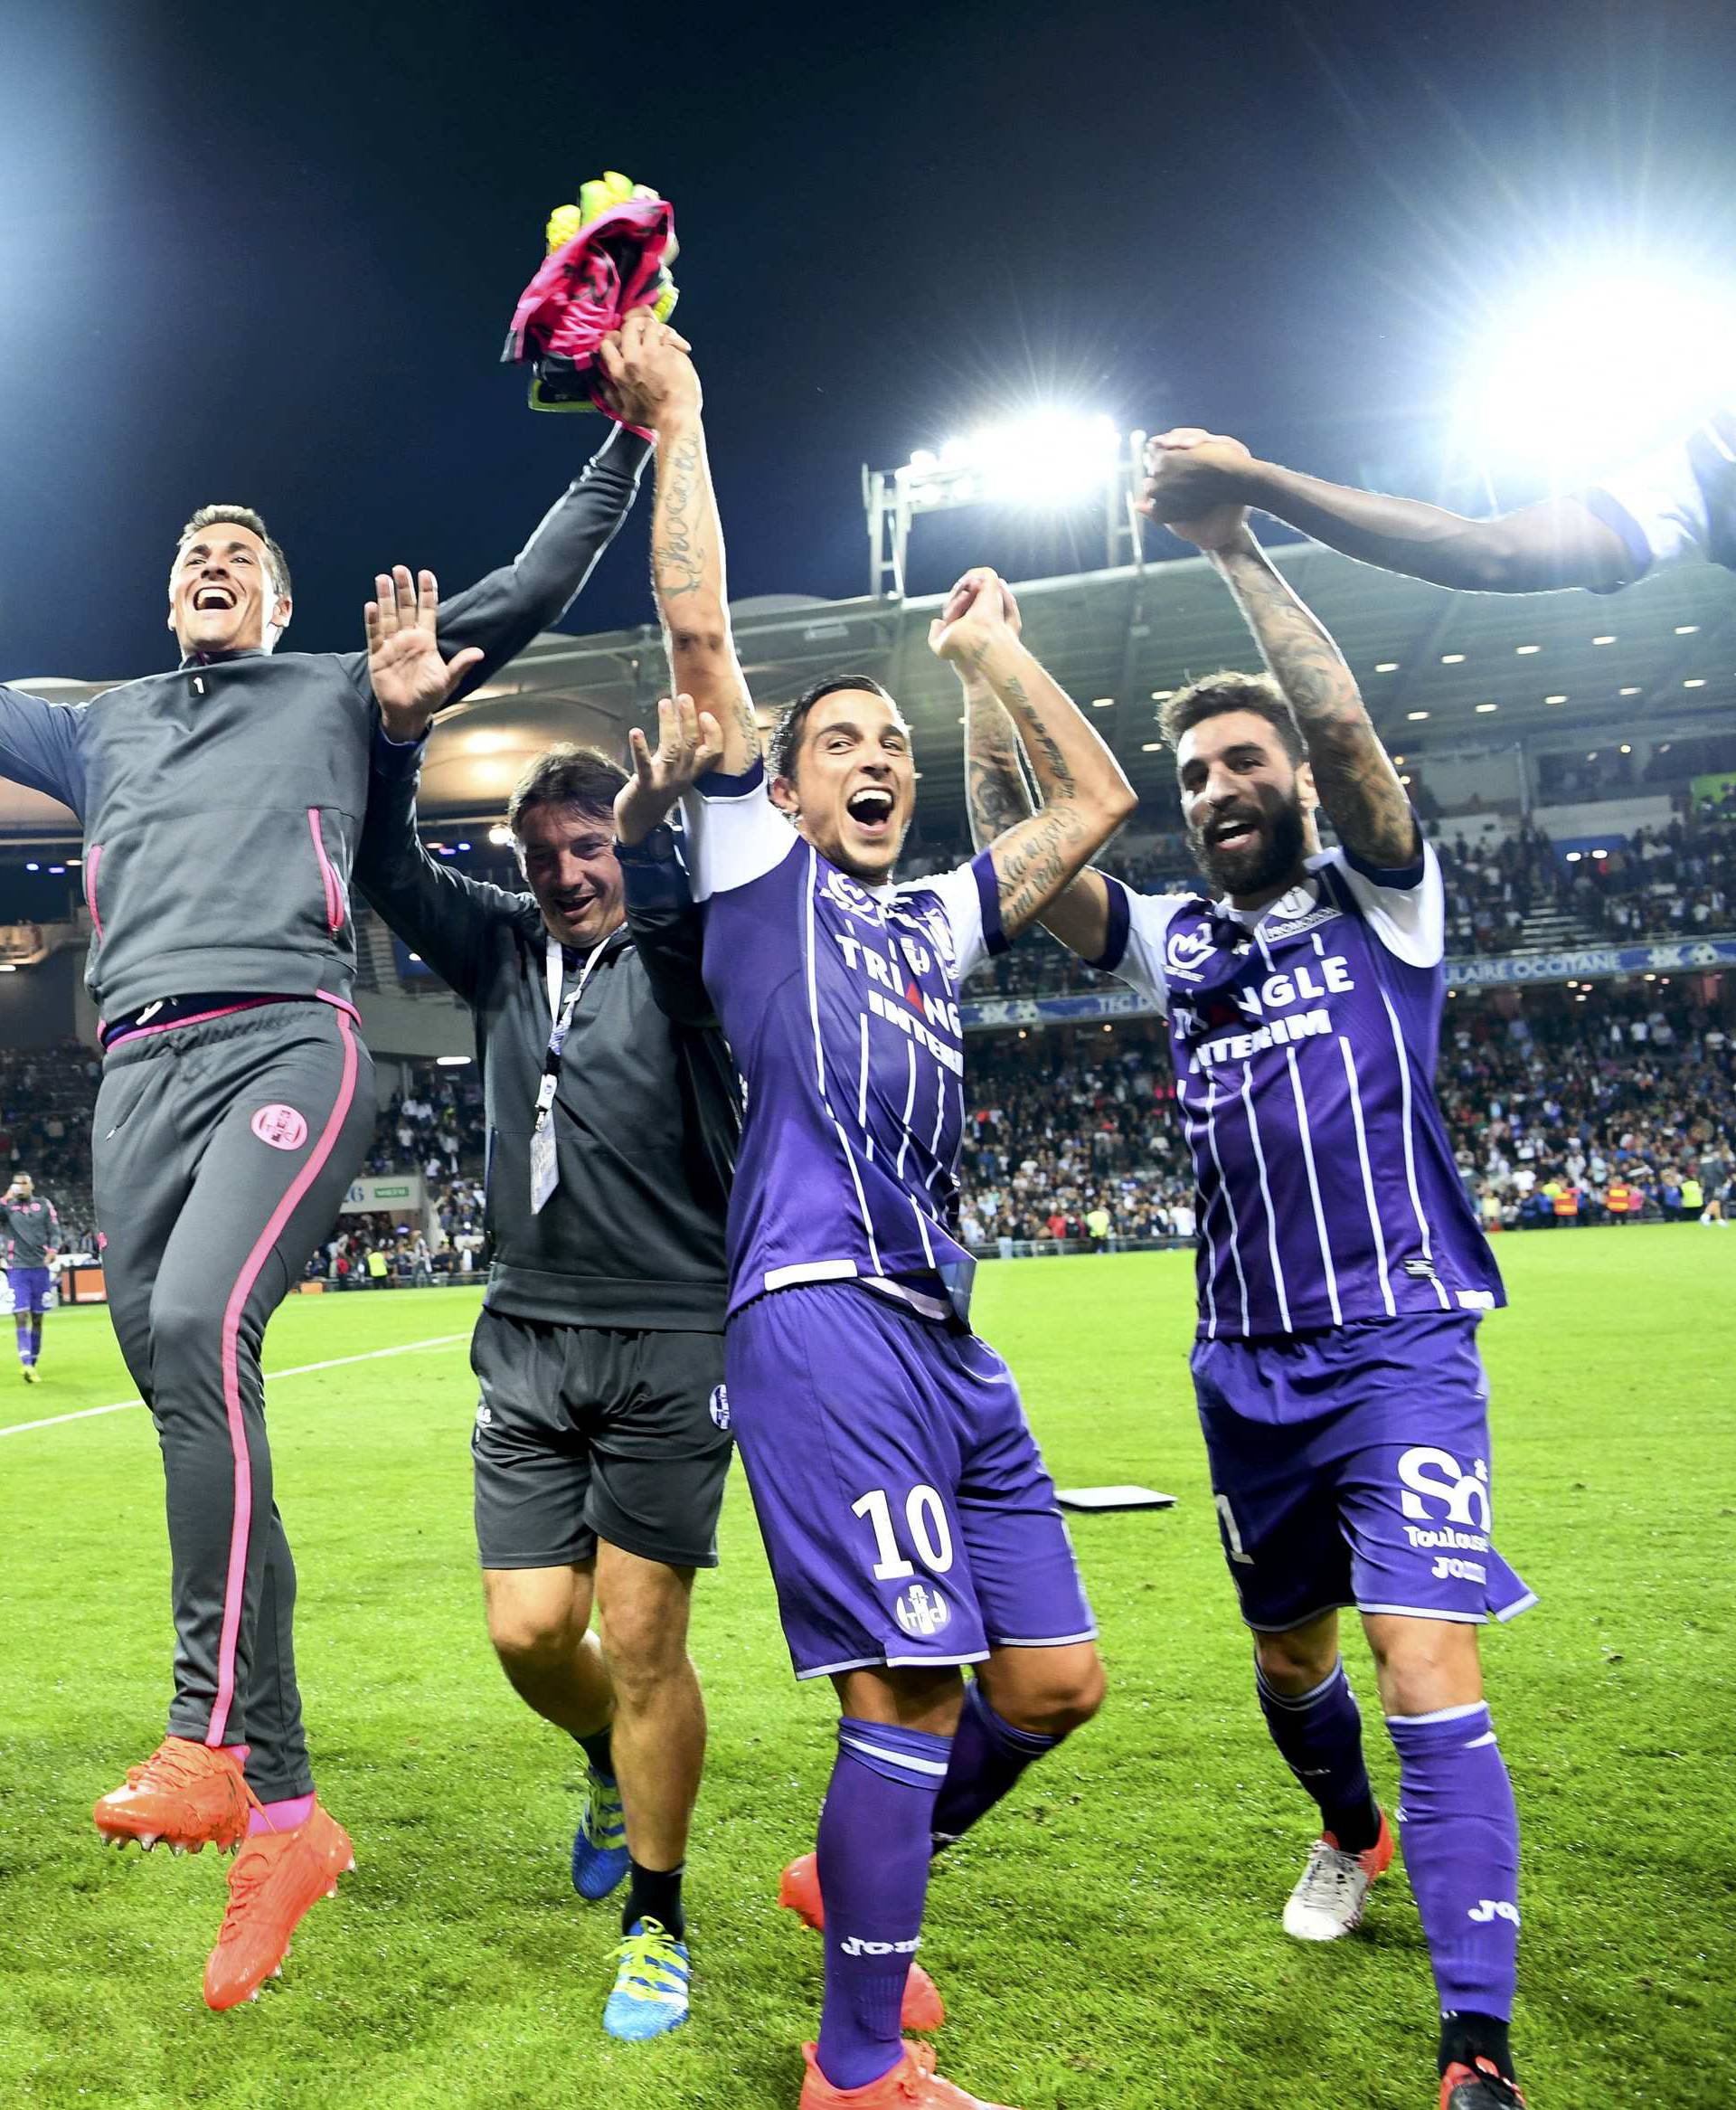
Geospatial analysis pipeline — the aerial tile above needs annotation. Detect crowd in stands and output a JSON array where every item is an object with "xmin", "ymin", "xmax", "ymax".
[
  {"xmin": 955, "ymin": 979, "xmax": 1735, "ymax": 1248},
  {"xmin": 360, "ymin": 1068, "xmax": 486, "ymax": 1179},
  {"xmin": 0, "ymin": 1041, "xmax": 99, "ymax": 1250},
  {"xmin": 2, "ymin": 947, "xmax": 1732, "ymax": 1281}
]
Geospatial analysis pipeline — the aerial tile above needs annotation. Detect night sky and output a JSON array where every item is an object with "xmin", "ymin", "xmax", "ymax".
[{"xmin": 2, "ymin": 0, "xmax": 1733, "ymax": 682}]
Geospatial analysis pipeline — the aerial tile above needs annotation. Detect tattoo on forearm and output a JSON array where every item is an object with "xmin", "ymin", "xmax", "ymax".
[
  {"xmin": 651, "ymin": 427, "xmax": 757, "ymax": 757},
  {"xmin": 653, "ymin": 432, "xmax": 707, "ymax": 601},
  {"xmin": 1221, "ymin": 547, "xmax": 1417, "ymax": 866},
  {"xmin": 965, "ymin": 694, "xmax": 1035, "ymax": 849},
  {"xmin": 992, "ymin": 806, "xmax": 1090, "ymax": 934},
  {"xmin": 970, "ymin": 648, "xmax": 1080, "ymax": 801}
]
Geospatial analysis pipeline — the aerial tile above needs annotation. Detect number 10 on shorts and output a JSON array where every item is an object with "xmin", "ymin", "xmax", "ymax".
[{"xmin": 852, "ymin": 1485, "xmax": 956, "ymax": 1580}]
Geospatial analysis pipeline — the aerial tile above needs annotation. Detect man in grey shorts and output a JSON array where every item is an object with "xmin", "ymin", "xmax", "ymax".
[
  {"xmin": 0, "ymin": 336, "xmax": 661, "ymax": 2009},
  {"xmin": 356, "ymin": 565, "xmax": 739, "ymax": 2044}
]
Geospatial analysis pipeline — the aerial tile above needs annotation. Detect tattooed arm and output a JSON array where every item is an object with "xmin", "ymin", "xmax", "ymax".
[
  {"xmin": 1142, "ymin": 426, "xmax": 1633, "ymax": 592},
  {"xmin": 960, "ymin": 658, "xmax": 1116, "ymax": 960},
  {"xmin": 1206, "ymin": 525, "xmax": 1419, "ymax": 868},
  {"xmin": 934, "ymin": 568, "xmax": 1136, "ymax": 939},
  {"xmin": 595, "ymin": 331, "xmax": 759, "ymax": 776}
]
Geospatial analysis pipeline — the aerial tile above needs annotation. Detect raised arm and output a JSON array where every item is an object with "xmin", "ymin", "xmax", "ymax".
[
  {"xmin": 594, "ymin": 333, "xmax": 759, "ymax": 775},
  {"xmin": 933, "ymin": 568, "xmax": 1136, "ymax": 938},
  {"xmin": 353, "ymin": 567, "xmax": 523, "ymax": 1003},
  {"xmin": 0, "ymin": 686, "xmax": 87, "ymax": 819},
  {"xmin": 1204, "ymin": 521, "xmax": 1418, "ymax": 870},
  {"xmin": 958, "ymin": 594, "xmax": 1115, "ymax": 961},
  {"xmin": 348, "ymin": 315, "xmax": 674, "ymax": 705},
  {"xmin": 613, "ymin": 693, "xmax": 725, "ymax": 1028},
  {"xmin": 1141, "ymin": 428, "xmax": 1633, "ymax": 593}
]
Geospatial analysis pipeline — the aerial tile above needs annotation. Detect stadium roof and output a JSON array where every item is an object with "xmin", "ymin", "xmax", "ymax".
[{"xmin": 4, "ymin": 540, "xmax": 1731, "ymax": 837}]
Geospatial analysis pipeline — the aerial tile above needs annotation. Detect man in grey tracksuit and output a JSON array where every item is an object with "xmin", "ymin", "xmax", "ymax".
[
  {"xmin": 0, "ymin": 382, "xmax": 657, "ymax": 2002},
  {"xmin": 355, "ymin": 599, "xmax": 740, "ymax": 2037}
]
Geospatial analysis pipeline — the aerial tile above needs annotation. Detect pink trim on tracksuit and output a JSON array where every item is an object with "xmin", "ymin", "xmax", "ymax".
[
  {"xmin": 307, "ymin": 809, "xmax": 345, "ymax": 933},
  {"xmin": 85, "ymin": 844, "xmax": 104, "ymax": 941},
  {"xmin": 206, "ymin": 1006, "xmax": 360, "ymax": 1749},
  {"xmin": 105, "ymin": 998, "xmax": 287, "ymax": 1047}
]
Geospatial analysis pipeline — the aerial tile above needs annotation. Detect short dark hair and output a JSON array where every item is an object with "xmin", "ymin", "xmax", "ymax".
[
  {"xmin": 768, "ymin": 673, "xmax": 897, "ymax": 782},
  {"xmin": 507, "ymin": 743, "xmax": 628, "ymax": 834},
  {"xmin": 1156, "ymin": 670, "xmax": 1305, "ymax": 766},
  {"xmin": 176, "ymin": 504, "xmax": 293, "ymax": 603}
]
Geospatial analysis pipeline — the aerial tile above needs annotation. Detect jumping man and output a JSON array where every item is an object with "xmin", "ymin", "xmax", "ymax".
[
  {"xmin": 355, "ymin": 551, "xmax": 739, "ymax": 2042},
  {"xmin": 961, "ymin": 487, "xmax": 1533, "ymax": 2110},
  {"xmin": 608, "ymin": 322, "xmax": 1135, "ymax": 2110},
  {"xmin": 0, "ymin": 313, "xmax": 663, "ymax": 2008}
]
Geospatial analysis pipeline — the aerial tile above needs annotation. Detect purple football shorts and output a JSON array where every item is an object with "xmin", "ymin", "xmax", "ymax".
[
  {"xmin": 1191, "ymin": 1311, "xmax": 1535, "ymax": 1632},
  {"xmin": 7, "ymin": 1266, "xmax": 51, "ymax": 1315},
  {"xmin": 726, "ymin": 1281, "xmax": 1096, "ymax": 1679}
]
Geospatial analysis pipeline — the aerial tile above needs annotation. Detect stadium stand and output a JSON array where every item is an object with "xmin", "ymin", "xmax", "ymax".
[{"xmin": 2, "ymin": 536, "xmax": 1732, "ymax": 1284}]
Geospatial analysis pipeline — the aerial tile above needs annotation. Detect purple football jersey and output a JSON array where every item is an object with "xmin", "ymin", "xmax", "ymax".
[
  {"xmin": 1097, "ymin": 841, "xmax": 1505, "ymax": 1339},
  {"xmin": 681, "ymin": 763, "xmax": 1005, "ymax": 1317}
]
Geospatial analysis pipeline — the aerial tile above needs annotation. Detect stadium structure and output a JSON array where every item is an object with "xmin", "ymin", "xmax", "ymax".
[{"xmin": 3, "ymin": 532, "xmax": 1732, "ymax": 1263}]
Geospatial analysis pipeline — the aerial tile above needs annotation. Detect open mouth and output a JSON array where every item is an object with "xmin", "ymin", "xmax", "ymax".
[
  {"xmin": 846, "ymin": 787, "xmax": 896, "ymax": 834},
  {"xmin": 193, "ymin": 585, "xmax": 237, "ymax": 612},
  {"xmin": 1206, "ymin": 811, "xmax": 1260, "ymax": 851}
]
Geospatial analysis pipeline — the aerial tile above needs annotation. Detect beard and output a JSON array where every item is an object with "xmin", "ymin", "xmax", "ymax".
[{"xmin": 1190, "ymin": 786, "xmax": 1308, "ymax": 900}]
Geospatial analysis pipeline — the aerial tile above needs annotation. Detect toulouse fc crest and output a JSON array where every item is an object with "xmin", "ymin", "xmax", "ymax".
[
  {"xmin": 893, "ymin": 1582, "xmax": 950, "ymax": 1638},
  {"xmin": 708, "ymin": 1385, "xmax": 731, "ymax": 1432}
]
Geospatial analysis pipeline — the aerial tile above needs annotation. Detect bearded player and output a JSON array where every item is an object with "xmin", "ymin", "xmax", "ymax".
[
  {"xmin": 2, "ymin": 1173, "xmax": 61, "ymax": 1381},
  {"xmin": 607, "ymin": 324, "xmax": 1134, "ymax": 2109},
  {"xmin": 0, "ymin": 308, "xmax": 670, "ymax": 2009},
  {"xmin": 960, "ymin": 497, "xmax": 1532, "ymax": 2109},
  {"xmin": 1139, "ymin": 415, "xmax": 1736, "ymax": 593}
]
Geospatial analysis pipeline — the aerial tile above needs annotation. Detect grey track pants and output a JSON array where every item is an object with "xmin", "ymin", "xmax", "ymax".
[{"xmin": 92, "ymin": 1001, "xmax": 376, "ymax": 1801}]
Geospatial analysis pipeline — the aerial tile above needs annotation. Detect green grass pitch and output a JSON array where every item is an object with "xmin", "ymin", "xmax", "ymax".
[{"xmin": 1, "ymin": 1230, "xmax": 1731, "ymax": 2108}]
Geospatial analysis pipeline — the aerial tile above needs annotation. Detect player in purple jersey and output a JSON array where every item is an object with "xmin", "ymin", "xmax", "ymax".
[
  {"xmin": 1137, "ymin": 412, "xmax": 1736, "ymax": 593},
  {"xmin": 3, "ymin": 1173, "xmax": 61, "ymax": 1382},
  {"xmin": 963, "ymin": 486, "xmax": 1533, "ymax": 2110},
  {"xmin": 600, "ymin": 326, "xmax": 1135, "ymax": 2110}
]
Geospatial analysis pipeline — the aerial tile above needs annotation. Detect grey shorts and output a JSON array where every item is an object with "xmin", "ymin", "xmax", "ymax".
[{"xmin": 470, "ymin": 1307, "xmax": 731, "ymax": 1571}]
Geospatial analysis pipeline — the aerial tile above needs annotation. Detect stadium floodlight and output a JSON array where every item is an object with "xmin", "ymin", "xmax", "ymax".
[
  {"xmin": 863, "ymin": 409, "xmax": 1145, "ymax": 595},
  {"xmin": 1457, "ymin": 265, "xmax": 1736, "ymax": 474}
]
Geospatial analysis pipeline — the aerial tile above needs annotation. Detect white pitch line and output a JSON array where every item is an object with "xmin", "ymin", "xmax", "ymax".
[{"xmin": 0, "ymin": 1332, "xmax": 472, "ymax": 1440}]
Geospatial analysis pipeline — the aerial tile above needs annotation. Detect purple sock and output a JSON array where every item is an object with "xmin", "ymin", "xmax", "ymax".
[
  {"xmin": 930, "ymin": 1679, "xmax": 1061, "ymax": 1852},
  {"xmin": 816, "ymin": 1717, "xmax": 948, "ymax": 2092},
  {"xmin": 29, "ymin": 1320, "xmax": 42, "ymax": 1360},
  {"xmin": 1387, "ymin": 1703, "xmax": 1520, "ymax": 2021},
  {"xmin": 14, "ymin": 1316, "xmax": 30, "ymax": 1366},
  {"xmin": 1257, "ymin": 1655, "xmax": 1380, "ymax": 1850}
]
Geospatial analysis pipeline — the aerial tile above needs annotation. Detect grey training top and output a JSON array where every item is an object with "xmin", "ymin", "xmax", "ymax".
[
  {"xmin": 355, "ymin": 739, "xmax": 739, "ymax": 1331},
  {"xmin": 2, "ymin": 1196, "xmax": 61, "ymax": 1268},
  {"xmin": 0, "ymin": 428, "xmax": 651, "ymax": 1022}
]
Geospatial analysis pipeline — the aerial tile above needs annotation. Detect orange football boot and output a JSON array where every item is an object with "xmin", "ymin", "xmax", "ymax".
[
  {"xmin": 799, "ymin": 2041, "xmax": 1019, "ymax": 2109},
  {"xmin": 203, "ymin": 1802, "xmax": 354, "ymax": 2011},
  {"xmin": 93, "ymin": 1737, "xmax": 257, "ymax": 1853},
  {"xmin": 779, "ymin": 1851, "xmax": 946, "ymax": 2031}
]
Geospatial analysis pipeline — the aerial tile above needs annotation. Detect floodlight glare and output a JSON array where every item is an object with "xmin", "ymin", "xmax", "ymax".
[
  {"xmin": 909, "ymin": 411, "xmax": 1119, "ymax": 509},
  {"xmin": 1460, "ymin": 267, "xmax": 1736, "ymax": 470}
]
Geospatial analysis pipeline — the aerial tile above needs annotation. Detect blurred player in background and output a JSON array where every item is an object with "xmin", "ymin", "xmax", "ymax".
[
  {"xmin": 0, "ymin": 351, "xmax": 656, "ymax": 2009},
  {"xmin": 609, "ymin": 323, "xmax": 1134, "ymax": 2110},
  {"xmin": 1140, "ymin": 413, "xmax": 1736, "ymax": 593},
  {"xmin": 355, "ymin": 542, "xmax": 739, "ymax": 2043},
  {"xmin": 2, "ymin": 1173, "xmax": 61, "ymax": 1382},
  {"xmin": 962, "ymin": 490, "xmax": 1533, "ymax": 2110}
]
